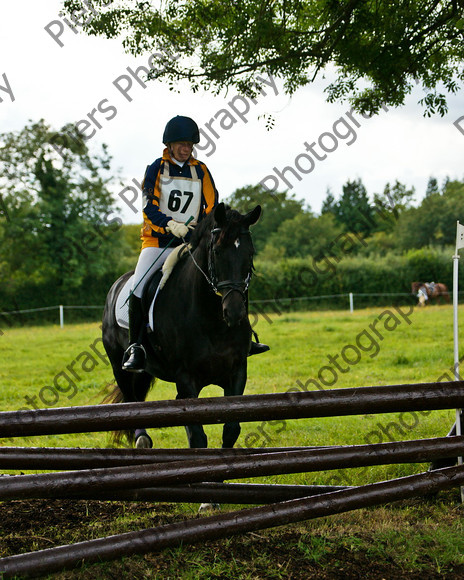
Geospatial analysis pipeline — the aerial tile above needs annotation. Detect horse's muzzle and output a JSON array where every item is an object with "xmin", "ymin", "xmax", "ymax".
[{"xmin": 222, "ymin": 288, "xmax": 247, "ymax": 327}]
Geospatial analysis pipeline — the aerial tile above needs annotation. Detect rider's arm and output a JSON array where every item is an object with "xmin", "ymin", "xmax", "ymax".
[{"xmin": 142, "ymin": 159, "xmax": 172, "ymax": 234}]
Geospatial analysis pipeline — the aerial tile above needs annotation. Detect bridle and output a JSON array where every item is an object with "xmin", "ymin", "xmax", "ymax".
[
  {"xmin": 186, "ymin": 226, "xmax": 253, "ymax": 304},
  {"xmin": 209, "ymin": 227, "xmax": 254, "ymax": 303}
]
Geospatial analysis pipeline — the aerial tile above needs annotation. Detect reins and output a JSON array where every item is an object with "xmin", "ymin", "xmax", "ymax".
[{"xmin": 184, "ymin": 243, "xmax": 219, "ymax": 294}]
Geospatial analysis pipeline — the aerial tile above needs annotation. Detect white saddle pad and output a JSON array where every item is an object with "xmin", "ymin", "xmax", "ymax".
[
  {"xmin": 115, "ymin": 246, "xmax": 186, "ymax": 331},
  {"xmin": 115, "ymin": 275, "xmax": 134, "ymax": 330},
  {"xmin": 114, "ymin": 274, "xmax": 162, "ymax": 332}
]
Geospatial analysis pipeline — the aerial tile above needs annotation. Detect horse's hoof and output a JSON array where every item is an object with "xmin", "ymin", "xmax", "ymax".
[
  {"xmin": 198, "ymin": 502, "xmax": 221, "ymax": 513},
  {"xmin": 135, "ymin": 434, "xmax": 153, "ymax": 449}
]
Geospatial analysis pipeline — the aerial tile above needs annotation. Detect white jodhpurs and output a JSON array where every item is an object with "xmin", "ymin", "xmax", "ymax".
[{"xmin": 131, "ymin": 246, "xmax": 174, "ymax": 298}]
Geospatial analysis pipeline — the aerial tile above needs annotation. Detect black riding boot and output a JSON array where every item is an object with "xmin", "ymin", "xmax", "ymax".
[
  {"xmin": 248, "ymin": 330, "xmax": 270, "ymax": 356},
  {"xmin": 122, "ymin": 295, "xmax": 146, "ymax": 373},
  {"xmin": 249, "ymin": 341, "xmax": 270, "ymax": 356}
]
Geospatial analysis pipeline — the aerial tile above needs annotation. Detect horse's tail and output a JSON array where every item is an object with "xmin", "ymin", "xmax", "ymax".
[{"xmin": 100, "ymin": 381, "xmax": 134, "ymax": 447}]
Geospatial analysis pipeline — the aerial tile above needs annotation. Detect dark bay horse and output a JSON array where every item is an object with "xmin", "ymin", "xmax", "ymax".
[
  {"xmin": 411, "ymin": 281, "xmax": 450, "ymax": 306},
  {"xmin": 102, "ymin": 203, "xmax": 262, "ymax": 449}
]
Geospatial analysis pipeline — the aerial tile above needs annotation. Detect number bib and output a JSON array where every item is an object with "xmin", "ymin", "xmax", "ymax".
[{"xmin": 159, "ymin": 162, "xmax": 202, "ymax": 224}]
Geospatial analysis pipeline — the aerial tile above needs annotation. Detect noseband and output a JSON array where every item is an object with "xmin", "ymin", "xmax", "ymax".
[{"xmin": 207, "ymin": 227, "xmax": 253, "ymax": 303}]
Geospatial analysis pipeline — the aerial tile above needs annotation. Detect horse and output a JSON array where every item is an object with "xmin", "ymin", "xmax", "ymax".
[
  {"xmin": 102, "ymin": 203, "xmax": 262, "ymax": 450},
  {"xmin": 411, "ymin": 281, "xmax": 450, "ymax": 306}
]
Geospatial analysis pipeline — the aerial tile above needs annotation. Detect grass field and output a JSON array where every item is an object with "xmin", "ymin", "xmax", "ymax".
[{"xmin": 1, "ymin": 304, "xmax": 464, "ymax": 578}]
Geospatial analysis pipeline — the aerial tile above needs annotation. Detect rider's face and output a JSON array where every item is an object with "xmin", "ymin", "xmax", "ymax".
[{"xmin": 169, "ymin": 141, "xmax": 193, "ymax": 162}]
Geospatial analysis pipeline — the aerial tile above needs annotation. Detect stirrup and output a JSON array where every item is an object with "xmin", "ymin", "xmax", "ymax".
[{"xmin": 122, "ymin": 343, "xmax": 146, "ymax": 373}]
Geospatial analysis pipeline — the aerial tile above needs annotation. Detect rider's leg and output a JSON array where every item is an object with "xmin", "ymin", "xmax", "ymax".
[
  {"xmin": 122, "ymin": 294, "xmax": 147, "ymax": 372},
  {"xmin": 122, "ymin": 246, "xmax": 173, "ymax": 372}
]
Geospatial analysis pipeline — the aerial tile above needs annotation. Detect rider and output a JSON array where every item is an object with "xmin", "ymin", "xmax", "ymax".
[{"xmin": 123, "ymin": 115, "xmax": 268, "ymax": 372}]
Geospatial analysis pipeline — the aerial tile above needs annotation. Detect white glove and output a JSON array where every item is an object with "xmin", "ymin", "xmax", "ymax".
[{"xmin": 167, "ymin": 220, "xmax": 191, "ymax": 238}]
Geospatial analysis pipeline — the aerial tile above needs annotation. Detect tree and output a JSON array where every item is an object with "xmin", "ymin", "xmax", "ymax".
[
  {"xmin": 321, "ymin": 188, "xmax": 336, "ymax": 215},
  {"xmin": 425, "ymin": 176, "xmax": 440, "ymax": 197},
  {"xmin": 263, "ymin": 211, "xmax": 343, "ymax": 259},
  {"xmin": 0, "ymin": 120, "xmax": 126, "ymax": 299},
  {"xmin": 224, "ymin": 184, "xmax": 308, "ymax": 253},
  {"xmin": 394, "ymin": 178, "xmax": 464, "ymax": 250},
  {"xmin": 63, "ymin": 0, "xmax": 464, "ymax": 115},
  {"xmin": 372, "ymin": 180, "xmax": 415, "ymax": 230},
  {"xmin": 332, "ymin": 178, "xmax": 374, "ymax": 236}
]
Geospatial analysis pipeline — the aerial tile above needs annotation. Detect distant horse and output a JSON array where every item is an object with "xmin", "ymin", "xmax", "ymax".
[
  {"xmin": 411, "ymin": 281, "xmax": 450, "ymax": 306},
  {"xmin": 102, "ymin": 203, "xmax": 262, "ymax": 450}
]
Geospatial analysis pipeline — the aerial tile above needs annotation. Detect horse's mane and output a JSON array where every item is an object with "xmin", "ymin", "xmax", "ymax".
[
  {"xmin": 188, "ymin": 207, "xmax": 217, "ymax": 250},
  {"xmin": 189, "ymin": 205, "xmax": 245, "ymax": 251}
]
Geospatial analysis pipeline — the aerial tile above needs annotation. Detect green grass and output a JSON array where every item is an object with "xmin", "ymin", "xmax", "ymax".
[
  {"xmin": 1, "ymin": 303, "xmax": 464, "ymax": 577},
  {"xmin": 0, "ymin": 304, "xmax": 461, "ymax": 470}
]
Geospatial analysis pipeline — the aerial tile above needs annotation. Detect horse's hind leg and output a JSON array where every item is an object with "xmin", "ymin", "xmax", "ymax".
[
  {"xmin": 102, "ymin": 276, "xmax": 154, "ymax": 447},
  {"xmin": 126, "ymin": 371, "xmax": 154, "ymax": 447},
  {"xmin": 106, "ymin": 365, "xmax": 154, "ymax": 447}
]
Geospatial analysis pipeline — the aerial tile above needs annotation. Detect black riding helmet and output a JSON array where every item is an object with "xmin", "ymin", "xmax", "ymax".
[{"xmin": 163, "ymin": 115, "xmax": 200, "ymax": 144}]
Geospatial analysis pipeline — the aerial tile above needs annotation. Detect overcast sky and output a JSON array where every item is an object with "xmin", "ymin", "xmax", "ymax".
[{"xmin": 1, "ymin": 1, "xmax": 464, "ymax": 224}]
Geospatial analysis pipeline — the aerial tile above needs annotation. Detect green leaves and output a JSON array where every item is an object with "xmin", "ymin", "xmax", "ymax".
[
  {"xmin": 62, "ymin": 0, "xmax": 464, "ymax": 115},
  {"xmin": 0, "ymin": 120, "xmax": 125, "ymax": 297}
]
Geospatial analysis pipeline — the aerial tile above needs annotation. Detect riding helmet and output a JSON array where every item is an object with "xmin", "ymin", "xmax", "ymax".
[{"xmin": 163, "ymin": 116, "xmax": 200, "ymax": 144}]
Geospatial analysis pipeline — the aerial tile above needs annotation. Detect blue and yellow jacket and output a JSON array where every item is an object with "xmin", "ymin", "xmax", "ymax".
[{"xmin": 140, "ymin": 148, "xmax": 218, "ymax": 248}]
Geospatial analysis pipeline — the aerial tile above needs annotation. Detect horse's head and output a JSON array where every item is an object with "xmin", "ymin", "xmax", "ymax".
[
  {"xmin": 209, "ymin": 203, "xmax": 261, "ymax": 327},
  {"xmin": 411, "ymin": 281, "xmax": 424, "ymax": 295}
]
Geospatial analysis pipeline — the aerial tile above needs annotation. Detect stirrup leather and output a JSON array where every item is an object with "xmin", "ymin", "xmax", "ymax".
[{"xmin": 249, "ymin": 330, "xmax": 270, "ymax": 356}]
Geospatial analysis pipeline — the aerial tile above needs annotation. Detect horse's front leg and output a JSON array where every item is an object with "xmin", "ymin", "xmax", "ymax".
[
  {"xmin": 222, "ymin": 361, "xmax": 247, "ymax": 449},
  {"xmin": 176, "ymin": 372, "xmax": 208, "ymax": 448},
  {"xmin": 184, "ymin": 420, "xmax": 208, "ymax": 449}
]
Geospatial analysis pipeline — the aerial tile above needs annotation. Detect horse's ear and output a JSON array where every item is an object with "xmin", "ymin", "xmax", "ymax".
[
  {"xmin": 214, "ymin": 203, "xmax": 227, "ymax": 227},
  {"xmin": 244, "ymin": 205, "xmax": 262, "ymax": 227}
]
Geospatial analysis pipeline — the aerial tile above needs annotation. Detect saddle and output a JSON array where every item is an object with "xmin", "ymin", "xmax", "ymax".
[
  {"xmin": 115, "ymin": 270, "xmax": 162, "ymax": 331},
  {"xmin": 425, "ymin": 282, "xmax": 435, "ymax": 294},
  {"xmin": 115, "ymin": 244, "xmax": 188, "ymax": 331}
]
